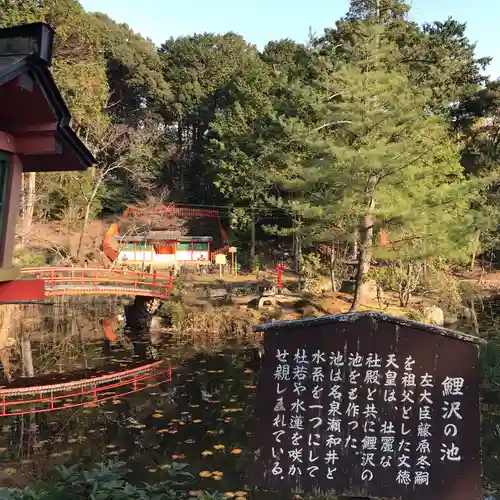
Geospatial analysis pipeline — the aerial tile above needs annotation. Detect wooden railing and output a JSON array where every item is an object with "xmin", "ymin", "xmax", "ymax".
[{"xmin": 21, "ymin": 267, "xmax": 174, "ymax": 298}]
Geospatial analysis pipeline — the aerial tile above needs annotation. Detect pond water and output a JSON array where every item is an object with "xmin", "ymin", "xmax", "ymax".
[
  {"xmin": 1, "ymin": 296, "xmax": 500, "ymax": 498},
  {"xmin": 0, "ymin": 297, "xmax": 262, "ymax": 493}
]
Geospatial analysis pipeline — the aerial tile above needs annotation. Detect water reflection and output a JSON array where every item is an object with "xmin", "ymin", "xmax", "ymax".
[{"xmin": 0, "ymin": 297, "xmax": 261, "ymax": 492}]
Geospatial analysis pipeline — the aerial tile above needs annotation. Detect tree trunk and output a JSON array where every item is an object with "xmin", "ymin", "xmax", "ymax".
[
  {"xmin": 76, "ymin": 201, "xmax": 92, "ymax": 262},
  {"xmin": 349, "ymin": 216, "xmax": 373, "ymax": 312},
  {"xmin": 330, "ymin": 240, "xmax": 337, "ymax": 292},
  {"xmin": 470, "ymin": 298, "xmax": 479, "ymax": 335},
  {"xmin": 350, "ymin": 182, "xmax": 376, "ymax": 312},
  {"xmin": 293, "ymin": 216, "xmax": 302, "ymax": 273},
  {"xmin": 21, "ymin": 172, "xmax": 36, "ymax": 246},
  {"xmin": 22, "ymin": 332, "xmax": 34, "ymax": 378},
  {"xmin": 350, "ymin": 230, "xmax": 358, "ymax": 261},
  {"xmin": 250, "ymin": 208, "xmax": 256, "ymax": 262},
  {"xmin": 470, "ymin": 230, "xmax": 481, "ymax": 270}
]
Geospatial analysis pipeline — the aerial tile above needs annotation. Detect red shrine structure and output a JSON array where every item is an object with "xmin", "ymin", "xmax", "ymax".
[{"xmin": 0, "ymin": 23, "xmax": 94, "ymax": 303}]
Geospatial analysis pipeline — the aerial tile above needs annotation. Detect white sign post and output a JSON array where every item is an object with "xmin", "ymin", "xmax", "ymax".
[
  {"xmin": 228, "ymin": 246, "xmax": 237, "ymax": 275},
  {"xmin": 215, "ymin": 253, "xmax": 227, "ymax": 277}
]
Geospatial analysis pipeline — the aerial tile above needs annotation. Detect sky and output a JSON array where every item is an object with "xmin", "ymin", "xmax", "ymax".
[{"xmin": 80, "ymin": 0, "xmax": 500, "ymax": 78}]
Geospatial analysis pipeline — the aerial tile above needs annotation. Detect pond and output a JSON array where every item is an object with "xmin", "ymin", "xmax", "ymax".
[
  {"xmin": 0, "ymin": 296, "xmax": 500, "ymax": 498},
  {"xmin": 0, "ymin": 297, "xmax": 262, "ymax": 494}
]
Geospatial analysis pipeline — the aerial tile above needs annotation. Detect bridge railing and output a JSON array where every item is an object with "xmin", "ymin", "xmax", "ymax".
[{"xmin": 21, "ymin": 267, "xmax": 174, "ymax": 295}]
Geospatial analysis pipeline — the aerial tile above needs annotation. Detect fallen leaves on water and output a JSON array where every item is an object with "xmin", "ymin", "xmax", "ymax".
[
  {"xmin": 224, "ymin": 493, "xmax": 235, "ymax": 498},
  {"xmin": 133, "ymin": 424, "xmax": 147, "ymax": 429},
  {"xmin": 201, "ymin": 450, "xmax": 213, "ymax": 457},
  {"xmin": 222, "ymin": 408, "xmax": 243, "ymax": 413},
  {"xmin": 157, "ymin": 428, "xmax": 169, "ymax": 434},
  {"xmin": 234, "ymin": 493, "xmax": 248, "ymax": 498},
  {"xmin": 185, "ymin": 439, "xmax": 195, "ymax": 444},
  {"xmin": 189, "ymin": 404, "xmax": 200, "ymax": 408},
  {"xmin": 199, "ymin": 471, "xmax": 212, "ymax": 478},
  {"xmin": 172, "ymin": 454, "xmax": 185, "ymax": 460},
  {"xmin": 106, "ymin": 444, "xmax": 117, "ymax": 449},
  {"xmin": 192, "ymin": 419, "xmax": 202, "ymax": 423},
  {"xmin": 231, "ymin": 449, "xmax": 242, "ymax": 455},
  {"xmin": 147, "ymin": 468, "xmax": 158, "ymax": 473},
  {"xmin": 213, "ymin": 444, "xmax": 225, "ymax": 451},
  {"xmin": 152, "ymin": 413, "xmax": 163, "ymax": 419}
]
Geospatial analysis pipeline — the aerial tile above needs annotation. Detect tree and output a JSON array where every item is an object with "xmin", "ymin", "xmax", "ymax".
[
  {"xmin": 453, "ymin": 81, "xmax": 500, "ymax": 267},
  {"xmin": 88, "ymin": 13, "xmax": 171, "ymax": 125},
  {"xmin": 74, "ymin": 119, "xmax": 160, "ymax": 261},
  {"xmin": 271, "ymin": 27, "xmax": 476, "ymax": 310},
  {"xmin": 205, "ymin": 51, "xmax": 277, "ymax": 259},
  {"xmin": 316, "ymin": 0, "xmax": 490, "ymax": 112},
  {"xmin": 159, "ymin": 33, "xmax": 269, "ymax": 205},
  {"xmin": 345, "ymin": 0, "xmax": 410, "ymax": 22},
  {"xmin": 0, "ymin": 0, "xmax": 111, "ymax": 246}
]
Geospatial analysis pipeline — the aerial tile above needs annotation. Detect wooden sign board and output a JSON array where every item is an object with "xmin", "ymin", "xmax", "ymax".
[
  {"xmin": 228, "ymin": 246, "xmax": 237, "ymax": 253},
  {"xmin": 215, "ymin": 253, "xmax": 227, "ymax": 265},
  {"xmin": 251, "ymin": 312, "xmax": 483, "ymax": 500}
]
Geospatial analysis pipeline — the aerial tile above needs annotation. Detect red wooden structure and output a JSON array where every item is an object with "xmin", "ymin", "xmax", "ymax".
[
  {"xmin": 0, "ymin": 23, "xmax": 94, "ymax": 303},
  {"xmin": 0, "ymin": 361, "xmax": 172, "ymax": 417},
  {"xmin": 21, "ymin": 267, "xmax": 174, "ymax": 299},
  {"xmin": 104, "ymin": 204, "xmax": 229, "ymax": 264},
  {"xmin": 122, "ymin": 204, "xmax": 228, "ymax": 240},
  {"xmin": 276, "ymin": 265, "xmax": 285, "ymax": 293}
]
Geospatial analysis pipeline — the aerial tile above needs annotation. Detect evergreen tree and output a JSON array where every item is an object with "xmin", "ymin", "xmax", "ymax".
[{"xmin": 271, "ymin": 28, "xmax": 476, "ymax": 309}]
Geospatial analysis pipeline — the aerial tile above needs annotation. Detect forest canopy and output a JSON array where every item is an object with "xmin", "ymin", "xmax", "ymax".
[{"xmin": 2, "ymin": 0, "xmax": 500, "ymax": 284}]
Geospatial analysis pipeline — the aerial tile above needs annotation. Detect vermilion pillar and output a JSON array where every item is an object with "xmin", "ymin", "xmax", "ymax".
[{"xmin": 0, "ymin": 153, "xmax": 22, "ymax": 268}]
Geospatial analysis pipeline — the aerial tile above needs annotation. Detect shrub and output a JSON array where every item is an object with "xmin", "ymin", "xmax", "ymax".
[
  {"xmin": 0, "ymin": 460, "xmax": 194, "ymax": 499},
  {"xmin": 12, "ymin": 247, "xmax": 47, "ymax": 267}
]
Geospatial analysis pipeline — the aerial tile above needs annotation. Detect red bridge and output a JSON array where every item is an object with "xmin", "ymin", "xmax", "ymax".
[
  {"xmin": 0, "ymin": 360, "xmax": 172, "ymax": 417},
  {"xmin": 21, "ymin": 267, "xmax": 174, "ymax": 299}
]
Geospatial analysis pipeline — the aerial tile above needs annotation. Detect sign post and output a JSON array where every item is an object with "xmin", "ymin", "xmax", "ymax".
[
  {"xmin": 229, "ymin": 246, "xmax": 237, "ymax": 275},
  {"xmin": 251, "ymin": 312, "xmax": 484, "ymax": 500},
  {"xmin": 215, "ymin": 253, "xmax": 227, "ymax": 278}
]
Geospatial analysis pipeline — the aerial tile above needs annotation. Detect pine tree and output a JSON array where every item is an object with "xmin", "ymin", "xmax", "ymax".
[
  {"xmin": 272, "ymin": 27, "xmax": 475, "ymax": 310},
  {"xmin": 346, "ymin": 0, "xmax": 410, "ymax": 22}
]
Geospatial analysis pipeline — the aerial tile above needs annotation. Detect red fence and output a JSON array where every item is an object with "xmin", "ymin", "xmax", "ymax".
[
  {"xmin": 0, "ymin": 361, "xmax": 172, "ymax": 417},
  {"xmin": 21, "ymin": 267, "xmax": 174, "ymax": 298}
]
